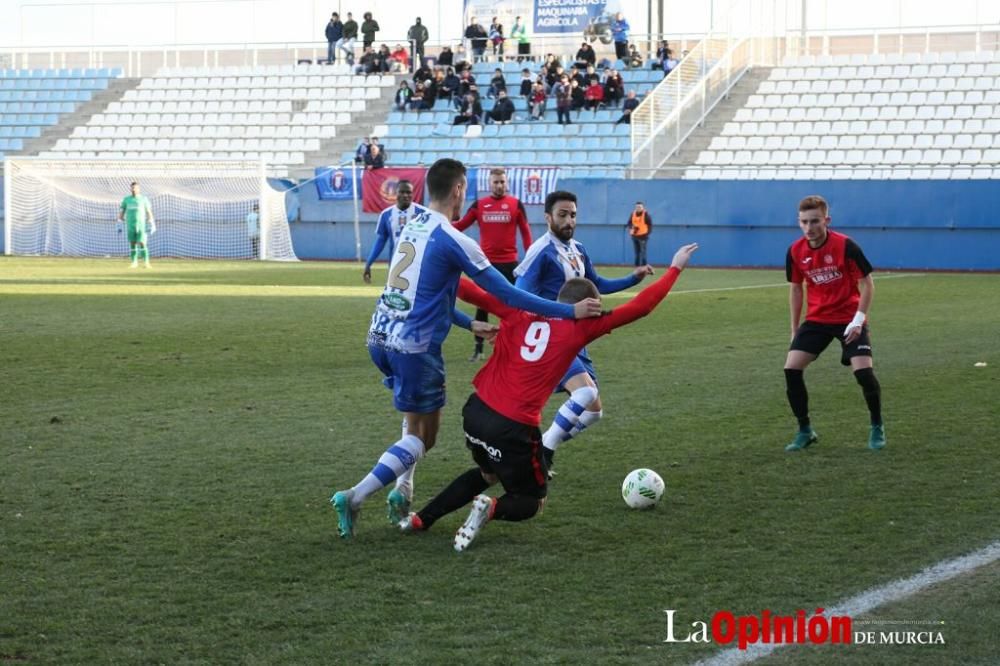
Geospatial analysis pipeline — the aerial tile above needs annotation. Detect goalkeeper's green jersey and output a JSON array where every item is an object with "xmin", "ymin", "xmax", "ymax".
[{"xmin": 120, "ymin": 194, "xmax": 152, "ymax": 229}]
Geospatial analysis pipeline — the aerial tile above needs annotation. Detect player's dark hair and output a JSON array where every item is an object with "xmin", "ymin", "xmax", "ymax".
[
  {"xmin": 799, "ymin": 195, "xmax": 828, "ymax": 216},
  {"xmin": 397, "ymin": 179, "xmax": 413, "ymax": 190},
  {"xmin": 130, "ymin": 181, "xmax": 138, "ymax": 187},
  {"xmin": 557, "ymin": 278, "xmax": 599, "ymax": 304},
  {"xmin": 426, "ymin": 158, "xmax": 467, "ymax": 201},
  {"xmin": 545, "ymin": 190, "xmax": 577, "ymax": 215}
]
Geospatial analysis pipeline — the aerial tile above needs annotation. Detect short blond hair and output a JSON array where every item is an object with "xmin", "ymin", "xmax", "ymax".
[{"xmin": 798, "ymin": 195, "xmax": 828, "ymax": 216}]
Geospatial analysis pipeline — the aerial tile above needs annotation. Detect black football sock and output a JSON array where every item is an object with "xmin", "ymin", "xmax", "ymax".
[
  {"xmin": 853, "ymin": 367, "xmax": 883, "ymax": 426},
  {"xmin": 784, "ymin": 368, "xmax": 811, "ymax": 429},
  {"xmin": 417, "ymin": 468, "xmax": 488, "ymax": 529},
  {"xmin": 492, "ymin": 494, "xmax": 540, "ymax": 522}
]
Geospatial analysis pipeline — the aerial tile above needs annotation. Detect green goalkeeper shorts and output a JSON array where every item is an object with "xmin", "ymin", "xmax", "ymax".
[{"xmin": 127, "ymin": 226, "xmax": 148, "ymax": 244}]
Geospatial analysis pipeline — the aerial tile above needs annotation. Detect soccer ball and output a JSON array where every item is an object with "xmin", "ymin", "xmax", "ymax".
[{"xmin": 621, "ymin": 468, "xmax": 665, "ymax": 509}]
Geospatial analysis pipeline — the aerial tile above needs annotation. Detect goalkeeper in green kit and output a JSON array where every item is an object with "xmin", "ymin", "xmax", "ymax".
[{"xmin": 119, "ymin": 181, "xmax": 156, "ymax": 268}]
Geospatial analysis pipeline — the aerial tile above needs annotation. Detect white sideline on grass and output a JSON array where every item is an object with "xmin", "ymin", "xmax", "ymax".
[{"xmin": 693, "ymin": 539, "xmax": 1000, "ymax": 665}]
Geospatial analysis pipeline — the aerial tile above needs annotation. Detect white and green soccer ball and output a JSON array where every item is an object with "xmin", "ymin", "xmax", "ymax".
[{"xmin": 621, "ymin": 468, "xmax": 665, "ymax": 509}]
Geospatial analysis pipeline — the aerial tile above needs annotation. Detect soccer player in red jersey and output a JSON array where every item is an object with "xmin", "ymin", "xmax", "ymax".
[
  {"xmin": 453, "ymin": 168, "xmax": 533, "ymax": 361},
  {"xmin": 398, "ymin": 243, "xmax": 699, "ymax": 551},
  {"xmin": 784, "ymin": 195, "xmax": 885, "ymax": 452}
]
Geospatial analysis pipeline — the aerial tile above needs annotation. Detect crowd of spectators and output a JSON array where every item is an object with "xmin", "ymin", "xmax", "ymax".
[{"xmin": 392, "ymin": 50, "xmax": 645, "ymax": 126}]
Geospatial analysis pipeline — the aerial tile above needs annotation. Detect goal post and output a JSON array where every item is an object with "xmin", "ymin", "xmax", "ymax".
[{"xmin": 3, "ymin": 157, "xmax": 296, "ymax": 261}]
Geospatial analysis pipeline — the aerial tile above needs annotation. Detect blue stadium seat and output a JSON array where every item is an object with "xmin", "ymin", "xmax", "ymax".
[{"xmin": 481, "ymin": 124, "xmax": 499, "ymax": 137}]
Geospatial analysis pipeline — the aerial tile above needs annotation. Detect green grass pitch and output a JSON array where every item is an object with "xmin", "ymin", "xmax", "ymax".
[{"xmin": 1, "ymin": 257, "xmax": 997, "ymax": 664}]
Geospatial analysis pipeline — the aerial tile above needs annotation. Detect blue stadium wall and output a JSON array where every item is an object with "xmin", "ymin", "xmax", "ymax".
[
  {"xmin": 2, "ymin": 179, "xmax": 998, "ymax": 270},
  {"xmin": 291, "ymin": 178, "xmax": 1000, "ymax": 271}
]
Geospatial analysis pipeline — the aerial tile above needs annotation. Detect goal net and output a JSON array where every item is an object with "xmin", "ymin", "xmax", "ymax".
[{"xmin": 3, "ymin": 158, "xmax": 296, "ymax": 260}]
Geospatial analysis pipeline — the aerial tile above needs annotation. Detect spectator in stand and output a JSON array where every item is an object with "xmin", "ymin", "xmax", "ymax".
[
  {"xmin": 529, "ymin": 82, "xmax": 547, "ymax": 120},
  {"xmin": 616, "ymin": 90, "xmax": 640, "ymax": 124},
  {"xmin": 604, "ymin": 69, "xmax": 624, "ymax": 107},
  {"xmin": 395, "ymin": 80, "xmax": 413, "ymax": 110},
  {"xmin": 555, "ymin": 75, "xmax": 572, "ymax": 124},
  {"xmin": 423, "ymin": 75, "xmax": 438, "ymax": 106},
  {"xmin": 355, "ymin": 136, "xmax": 370, "ymax": 163},
  {"xmin": 465, "ymin": 18, "xmax": 488, "ymax": 62},
  {"xmin": 457, "ymin": 69, "xmax": 477, "ymax": 105},
  {"xmin": 361, "ymin": 12, "xmax": 380, "ymax": 50},
  {"xmin": 441, "ymin": 68, "xmax": 459, "ymax": 105},
  {"xmin": 584, "ymin": 64, "xmax": 597, "ymax": 83},
  {"xmin": 364, "ymin": 144, "xmax": 385, "ymax": 170},
  {"xmin": 569, "ymin": 65, "xmax": 586, "ymax": 88},
  {"xmin": 489, "ymin": 17, "xmax": 505, "ymax": 58},
  {"xmin": 370, "ymin": 136, "xmax": 386, "ymax": 161},
  {"xmin": 611, "ymin": 12, "xmax": 630, "ymax": 61},
  {"xmin": 454, "ymin": 44, "xmax": 470, "ymax": 72},
  {"xmin": 326, "ymin": 13, "xmax": 343, "ymax": 65},
  {"xmin": 488, "ymin": 68, "xmax": 507, "ymax": 98},
  {"xmin": 438, "ymin": 46, "xmax": 454, "ymax": 68},
  {"xmin": 575, "ymin": 42, "xmax": 596, "ymax": 70},
  {"xmin": 511, "ymin": 16, "xmax": 530, "ymax": 61},
  {"xmin": 655, "ymin": 41, "xmax": 672, "ymax": 68},
  {"xmin": 570, "ymin": 78, "xmax": 585, "ymax": 114},
  {"xmin": 584, "ymin": 77, "xmax": 604, "ymax": 112},
  {"xmin": 627, "ymin": 43, "xmax": 644, "ymax": 68},
  {"xmin": 390, "ymin": 44, "xmax": 410, "ymax": 72},
  {"xmin": 486, "ymin": 89, "xmax": 515, "ymax": 124},
  {"xmin": 340, "ymin": 12, "xmax": 358, "ymax": 65},
  {"xmin": 376, "ymin": 45, "xmax": 393, "ymax": 73},
  {"xmin": 408, "ymin": 82, "xmax": 428, "ymax": 111},
  {"xmin": 663, "ymin": 51, "xmax": 680, "ymax": 76},
  {"xmin": 453, "ymin": 93, "xmax": 483, "ymax": 125},
  {"xmin": 413, "ymin": 61, "xmax": 432, "ymax": 85},
  {"xmin": 408, "ymin": 17, "xmax": 429, "ymax": 65},
  {"xmin": 519, "ymin": 68, "xmax": 533, "ymax": 103},
  {"xmin": 545, "ymin": 65, "xmax": 565, "ymax": 93},
  {"xmin": 355, "ymin": 46, "xmax": 378, "ymax": 75}
]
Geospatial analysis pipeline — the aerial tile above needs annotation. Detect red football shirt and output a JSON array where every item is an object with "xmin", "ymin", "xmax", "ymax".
[
  {"xmin": 458, "ymin": 267, "xmax": 681, "ymax": 426},
  {"xmin": 786, "ymin": 230, "xmax": 873, "ymax": 324},
  {"xmin": 454, "ymin": 195, "xmax": 532, "ymax": 264}
]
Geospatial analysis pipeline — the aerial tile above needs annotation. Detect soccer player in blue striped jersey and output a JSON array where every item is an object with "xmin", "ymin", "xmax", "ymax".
[
  {"xmin": 331, "ymin": 161, "xmax": 603, "ymax": 539},
  {"xmin": 362, "ymin": 180, "xmax": 428, "ymax": 284},
  {"xmin": 514, "ymin": 190, "xmax": 654, "ymax": 470}
]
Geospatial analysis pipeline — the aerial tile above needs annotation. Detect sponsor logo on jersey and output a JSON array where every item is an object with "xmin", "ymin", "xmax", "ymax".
[
  {"xmin": 382, "ymin": 293, "xmax": 412, "ymax": 311},
  {"xmin": 482, "ymin": 211, "xmax": 512, "ymax": 223},
  {"xmin": 807, "ymin": 267, "xmax": 843, "ymax": 285}
]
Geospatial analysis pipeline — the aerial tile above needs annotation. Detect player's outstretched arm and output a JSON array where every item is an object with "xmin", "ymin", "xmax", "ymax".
[
  {"xmin": 473, "ymin": 266, "xmax": 601, "ymax": 319},
  {"xmin": 586, "ymin": 255, "xmax": 647, "ymax": 294},
  {"xmin": 584, "ymin": 243, "xmax": 698, "ymax": 340},
  {"xmin": 458, "ymin": 277, "xmax": 516, "ymax": 319}
]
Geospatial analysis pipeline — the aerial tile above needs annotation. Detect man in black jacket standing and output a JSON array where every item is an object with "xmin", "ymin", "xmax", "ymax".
[
  {"xmin": 325, "ymin": 14, "xmax": 343, "ymax": 64},
  {"xmin": 465, "ymin": 18, "xmax": 488, "ymax": 62},
  {"xmin": 408, "ymin": 17, "xmax": 429, "ymax": 68}
]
